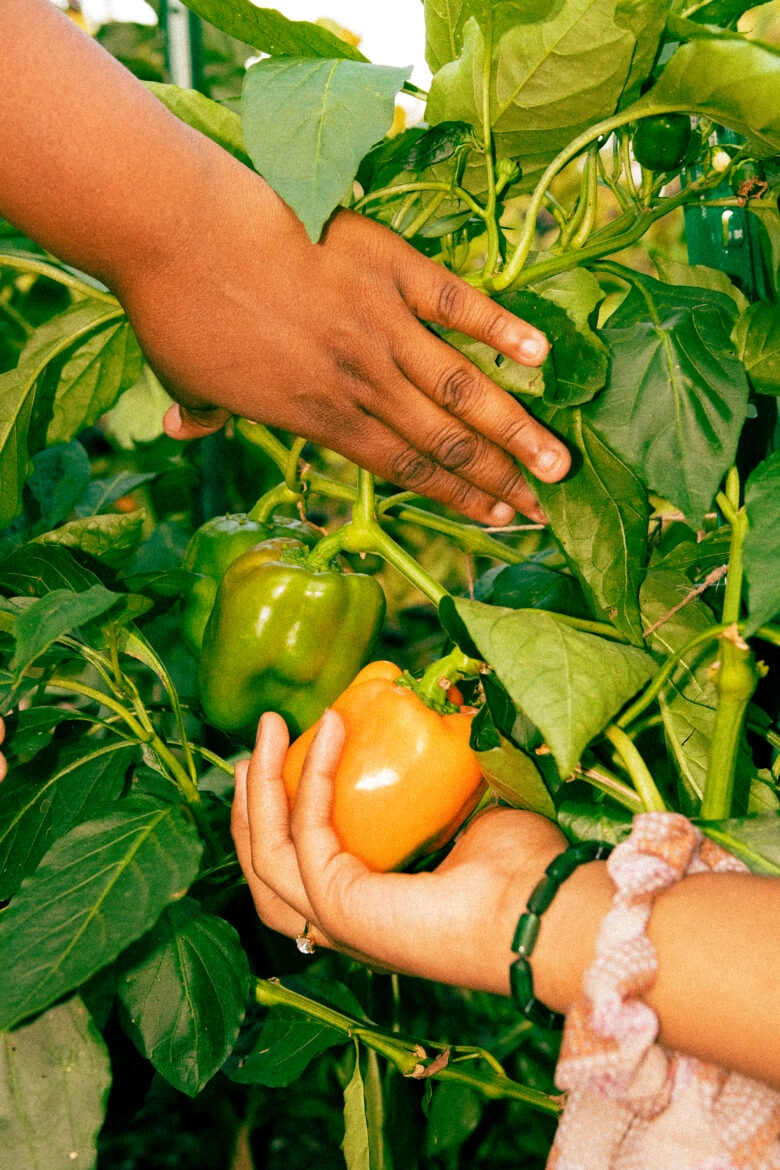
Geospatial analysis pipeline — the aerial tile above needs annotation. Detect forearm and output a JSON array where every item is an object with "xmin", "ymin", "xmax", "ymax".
[
  {"xmin": 0, "ymin": 0, "xmax": 245, "ymax": 291},
  {"xmin": 527, "ymin": 860, "xmax": 780, "ymax": 1088}
]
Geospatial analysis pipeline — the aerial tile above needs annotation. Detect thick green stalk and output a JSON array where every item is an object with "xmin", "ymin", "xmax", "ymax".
[
  {"xmin": 253, "ymin": 978, "xmax": 562, "ymax": 1114},
  {"xmin": 699, "ymin": 625, "xmax": 762, "ymax": 820}
]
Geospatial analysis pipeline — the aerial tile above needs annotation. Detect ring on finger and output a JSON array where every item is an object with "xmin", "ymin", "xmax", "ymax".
[{"xmin": 295, "ymin": 920, "xmax": 317, "ymax": 955}]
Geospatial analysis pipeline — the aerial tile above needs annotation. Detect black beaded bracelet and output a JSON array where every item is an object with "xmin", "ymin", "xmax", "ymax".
[{"xmin": 509, "ymin": 839, "xmax": 614, "ymax": 1030}]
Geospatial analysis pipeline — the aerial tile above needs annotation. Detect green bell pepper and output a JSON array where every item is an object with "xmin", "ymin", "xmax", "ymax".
[
  {"xmin": 181, "ymin": 512, "xmax": 317, "ymax": 654},
  {"xmin": 198, "ymin": 538, "xmax": 386, "ymax": 738}
]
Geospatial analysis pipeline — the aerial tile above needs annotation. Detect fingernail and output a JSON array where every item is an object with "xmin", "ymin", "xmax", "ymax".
[
  {"xmin": 518, "ymin": 335, "xmax": 549, "ymax": 363},
  {"xmin": 488, "ymin": 502, "xmax": 515, "ymax": 526},
  {"xmin": 536, "ymin": 448, "xmax": 562, "ymax": 474}
]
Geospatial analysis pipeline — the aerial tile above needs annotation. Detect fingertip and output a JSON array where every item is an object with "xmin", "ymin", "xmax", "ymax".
[
  {"xmin": 533, "ymin": 444, "xmax": 571, "ymax": 483},
  {"xmin": 163, "ymin": 401, "xmax": 229, "ymax": 441},
  {"xmin": 516, "ymin": 333, "xmax": 550, "ymax": 366}
]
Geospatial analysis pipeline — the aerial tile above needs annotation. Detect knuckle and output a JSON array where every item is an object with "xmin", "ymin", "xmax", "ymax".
[
  {"xmin": 434, "ymin": 362, "xmax": 479, "ymax": 411},
  {"xmin": 429, "ymin": 424, "xmax": 481, "ymax": 473},
  {"xmin": 388, "ymin": 447, "xmax": 439, "ymax": 492},
  {"xmin": 434, "ymin": 276, "xmax": 471, "ymax": 324}
]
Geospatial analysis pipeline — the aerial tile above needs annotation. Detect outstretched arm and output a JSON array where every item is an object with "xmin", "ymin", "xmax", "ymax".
[
  {"xmin": 232, "ymin": 709, "xmax": 780, "ymax": 1090},
  {"xmin": 0, "ymin": 0, "xmax": 571, "ymax": 524}
]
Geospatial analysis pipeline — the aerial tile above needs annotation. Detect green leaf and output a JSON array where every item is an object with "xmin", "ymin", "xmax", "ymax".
[
  {"xmin": 0, "ymin": 796, "xmax": 203, "ymax": 1031},
  {"xmin": 26, "ymin": 441, "xmax": 92, "ymax": 530},
  {"xmin": 9, "ymin": 584, "xmax": 121, "ymax": 679},
  {"xmin": 0, "ymin": 541, "xmax": 102, "ymax": 597},
  {"xmin": 427, "ymin": 0, "xmax": 635, "ymax": 176},
  {"xmin": 145, "ymin": 82, "xmax": 252, "ymax": 165},
  {"xmin": 532, "ymin": 408, "xmax": 650, "ymax": 644},
  {"xmin": 732, "ymin": 301, "xmax": 780, "ymax": 396},
  {"xmin": 699, "ymin": 813, "xmax": 780, "ymax": 874},
  {"xmin": 46, "ymin": 319, "xmax": 143, "ymax": 446},
  {"xmin": 0, "ymin": 738, "xmax": 137, "ymax": 902},
  {"xmin": 452, "ymin": 599, "xmax": 656, "ymax": 775},
  {"xmin": 652, "ymin": 256, "xmax": 749, "ymax": 313},
  {"xmin": 34, "ymin": 511, "xmax": 147, "ymax": 569},
  {"xmin": 424, "ymin": 0, "xmax": 482, "ymax": 73},
  {"xmin": 557, "ymin": 799, "xmax": 632, "ymax": 845},
  {"xmin": 117, "ymin": 900, "xmax": 250, "ymax": 1097},
  {"xmin": 0, "ymin": 998, "xmax": 111, "ymax": 1170},
  {"xmin": 342, "ymin": 1043, "xmax": 370, "ymax": 1170},
  {"xmin": 426, "ymin": 1082, "xmax": 483, "ymax": 1157},
  {"xmin": 632, "ymin": 36, "xmax": 780, "ymax": 156},
  {"xmin": 743, "ymin": 451, "xmax": 780, "ymax": 634},
  {"xmin": 228, "ymin": 1007, "xmax": 344, "ymax": 1086},
  {"xmin": 476, "ymin": 730, "xmax": 557, "ymax": 817},
  {"xmin": 586, "ymin": 274, "xmax": 749, "ymax": 525},
  {"xmin": 181, "ymin": 0, "xmax": 367, "ymax": 60},
  {"xmin": 242, "ymin": 58, "xmax": 411, "ymax": 242},
  {"xmin": 500, "ymin": 290, "xmax": 608, "ymax": 407},
  {"xmin": 639, "ymin": 567, "xmax": 720, "ymax": 807},
  {"xmin": 0, "ymin": 299, "xmax": 122, "ymax": 528}
]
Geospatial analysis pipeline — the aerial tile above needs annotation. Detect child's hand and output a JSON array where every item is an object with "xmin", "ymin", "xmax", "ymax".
[{"xmin": 231, "ymin": 708, "xmax": 568, "ymax": 995}]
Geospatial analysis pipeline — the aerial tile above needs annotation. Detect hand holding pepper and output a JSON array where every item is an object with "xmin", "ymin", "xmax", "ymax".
[{"xmin": 233, "ymin": 709, "xmax": 780, "ymax": 1089}]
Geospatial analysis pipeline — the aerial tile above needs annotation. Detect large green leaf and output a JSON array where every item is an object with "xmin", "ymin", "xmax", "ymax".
[
  {"xmin": 0, "ymin": 796, "xmax": 203, "ymax": 1031},
  {"xmin": 426, "ymin": 0, "xmax": 635, "ymax": 172},
  {"xmin": 145, "ymin": 82, "xmax": 252, "ymax": 165},
  {"xmin": 639, "ymin": 567, "xmax": 719, "ymax": 807},
  {"xmin": 117, "ymin": 900, "xmax": 250, "ymax": 1096},
  {"xmin": 476, "ymin": 731, "xmax": 557, "ymax": 816},
  {"xmin": 586, "ymin": 275, "xmax": 749, "ymax": 525},
  {"xmin": 242, "ymin": 58, "xmax": 411, "ymax": 242},
  {"xmin": 0, "ymin": 738, "xmax": 137, "ymax": 902},
  {"xmin": 700, "ymin": 813, "xmax": 780, "ymax": 875},
  {"xmin": 46, "ymin": 320, "xmax": 143, "ymax": 446},
  {"xmin": 424, "ymin": 0, "xmax": 482, "ymax": 73},
  {"xmin": 533, "ymin": 408, "xmax": 650, "ymax": 644},
  {"xmin": 182, "ymin": 0, "xmax": 367, "ymax": 60},
  {"xmin": 0, "ymin": 998, "xmax": 111, "ymax": 1170},
  {"xmin": 631, "ymin": 36, "xmax": 780, "ymax": 156},
  {"xmin": 452, "ymin": 600, "xmax": 656, "ymax": 775},
  {"xmin": 0, "ymin": 299, "xmax": 123, "ymax": 528},
  {"xmin": 743, "ymin": 451, "xmax": 780, "ymax": 634}
]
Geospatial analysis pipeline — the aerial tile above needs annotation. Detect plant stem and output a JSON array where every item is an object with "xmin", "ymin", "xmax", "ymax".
[
  {"xmin": 307, "ymin": 469, "xmax": 449, "ymax": 606},
  {"xmin": 604, "ymin": 724, "xmax": 667, "ymax": 812},
  {"xmin": 253, "ymin": 978, "xmax": 562, "ymax": 1114},
  {"xmin": 0, "ymin": 250, "xmax": 118, "ymax": 303},
  {"xmin": 699, "ymin": 625, "xmax": 762, "ymax": 820},
  {"xmin": 248, "ymin": 480, "xmax": 304, "ymax": 522}
]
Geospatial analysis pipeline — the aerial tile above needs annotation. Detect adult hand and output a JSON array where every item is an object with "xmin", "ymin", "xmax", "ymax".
[
  {"xmin": 140, "ymin": 193, "xmax": 570, "ymax": 527},
  {"xmin": 232, "ymin": 708, "xmax": 568, "ymax": 995}
]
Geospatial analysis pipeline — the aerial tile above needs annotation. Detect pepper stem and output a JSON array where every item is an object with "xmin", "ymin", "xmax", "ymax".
[{"xmin": 307, "ymin": 468, "xmax": 450, "ymax": 606}]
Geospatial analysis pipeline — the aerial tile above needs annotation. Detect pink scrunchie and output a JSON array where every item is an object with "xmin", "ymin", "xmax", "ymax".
[{"xmin": 547, "ymin": 812, "xmax": 780, "ymax": 1170}]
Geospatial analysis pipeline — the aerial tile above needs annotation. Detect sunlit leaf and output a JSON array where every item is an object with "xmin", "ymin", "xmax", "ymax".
[
  {"xmin": 181, "ymin": 0, "xmax": 367, "ymax": 60},
  {"xmin": 242, "ymin": 58, "xmax": 411, "ymax": 241},
  {"xmin": 452, "ymin": 600, "xmax": 656, "ymax": 774}
]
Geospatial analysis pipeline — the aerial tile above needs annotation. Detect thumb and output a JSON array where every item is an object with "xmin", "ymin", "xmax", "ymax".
[{"xmin": 163, "ymin": 400, "xmax": 231, "ymax": 441}]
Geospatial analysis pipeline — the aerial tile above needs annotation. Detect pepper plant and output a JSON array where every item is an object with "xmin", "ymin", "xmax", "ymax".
[{"xmin": 1, "ymin": 1, "xmax": 780, "ymax": 1168}]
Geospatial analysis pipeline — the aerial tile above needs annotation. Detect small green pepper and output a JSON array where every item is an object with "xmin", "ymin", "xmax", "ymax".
[
  {"xmin": 632, "ymin": 114, "xmax": 692, "ymax": 173},
  {"xmin": 181, "ymin": 512, "xmax": 317, "ymax": 655},
  {"xmin": 198, "ymin": 538, "xmax": 386, "ymax": 738}
]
